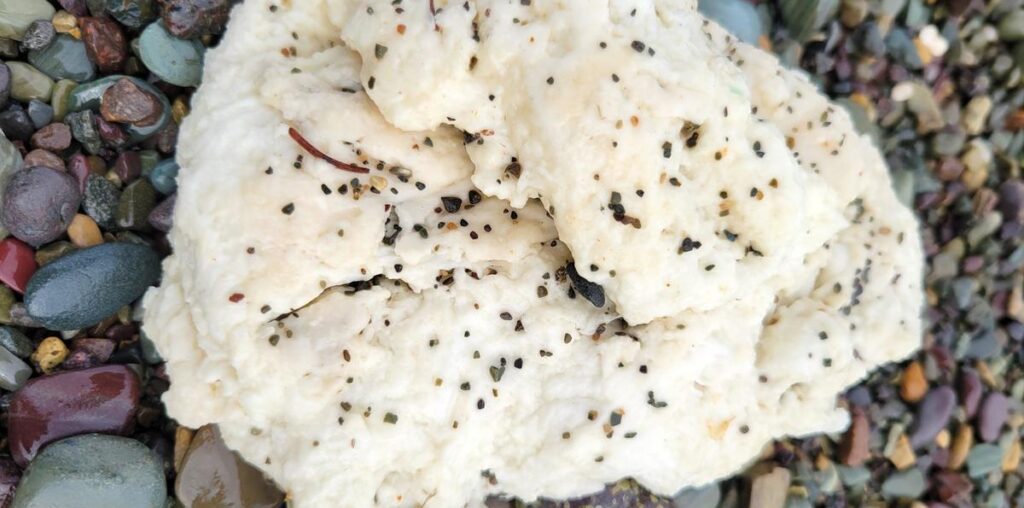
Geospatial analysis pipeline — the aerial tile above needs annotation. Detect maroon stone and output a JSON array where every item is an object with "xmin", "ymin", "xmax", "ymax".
[
  {"xmin": 100, "ymin": 79, "xmax": 162, "ymax": 126},
  {"xmin": 959, "ymin": 369, "xmax": 983, "ymax": 418},
  {"xmin": 113, "ymin": 151, "xmax": 141, "ymax": 183},
  {"xmin": 22, "ymin": 149, "xmax": 65, "ymax": 172},
  {"xmin": 80, "ymin": 17, "xmax": 127, "ymax": 73},
  {"xmin": 8, "ymin": 365, "xmax": 140, "ymax": 466},
  {"xmin": 909, "ymin": 386, "xmax": 956, "ymax": 449},
  {"xmin": 30, "ymin": 123, "xmax": 72, "ymax": 152},
  {"xmin": 0, "ymin": 238, "xmax": 37, "ymax": 294},
  {"xmin": 0, "ymin": 458, "xmax": 20, "ymax": 508},
  {"xmin": 96, "ymin": 115, "xmax": 129, "ymax": 149},
  {"xmin": 62, "ymin": 339, "xmax": 116, "ymax": 370},
  {"xmin": 976, "ymin": 391, "xmax": 1009, "ymax": 442}
]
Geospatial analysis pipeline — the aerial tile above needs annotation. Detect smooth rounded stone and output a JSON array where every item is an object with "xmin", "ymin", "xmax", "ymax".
[
  {"xmin": 49, "ymin": 79, "xmax": 76, "ymax": 122},
  {"xmin": 116, "ymin": 179, "xmax": 156, "ymax": 231},
  {"xmin": 0, "ymin": 108, "xmax": 34, "ymax": 142},
  {"xmin": 1, "ymin": 166, "xmax": 81, "ymax": 247},
  {"xmin": 147, "ymin": 193, "xmax": 173, "ymax": 232},
  {"xmin": 21, "ymin": 149, "xmax": 64, "ymax": 172},
  {"xmin": 697, "ymin": 0, "xmax": 762, "ymax": 44},
  {"xmin": 176, "ymin": 425, "xmax": 284, "ymax": 508},
  {"xmin": 26, "ymin": 100, "xmax": 53, "ymax": 129},
  {"xmin": 8, "ymin": 365, "xmax": 140, "ymax": 465},
  {"xmin": 910, "ymin": 386, "xmax": 957, "ymax": 449},
  {"xmin": 18, "ymin": 20, "xmax": 54, "ymax": 52},
  {"xmin": 158, "ymin": 0, "xmax": 231, "ymax": 38},
  {"xmin": 68, "ymin": 75, "xmax": 170, "ymax": 142},
  {"xmin": 64, "ymin": 109, "xmax": 102, "ymax": 155},
  {"xmin": 149, "ymin": 159, "xmax": 178, "ymax": 194},
  {"xmin": 80, "ymin": 17, "xmax": 127, "ymax": 73},
  {"xmin": 881, "ymin": 468, "xmax": 927, "ymax": 500},
  {"xmin": 0, "ymin": 237, "xmax": 36, "ymax": 294},
  {"xmin": 999, "ymin": 9, "xmax": 1024, "ymax": 41},
  {"xmin": 0, "ymin": 343, "xmax": 30, "ymax": 390},
  {"xmin": 0, "ymin": 62, "xmax": 10, "ymax": 108},
  {"xmin": 24, "ymin": 242, "xmax": 161, "ymax": 330},
  {"xmin": 83, "ymin": 174, "xmax": 121, "ymax": 229},
  {"xmin": 105, "ymin": 0, "xmax": 157, "ymax": 29},
  {"xmin": 976, "ymin": 392, "xmax": 1009, "ymax": 443},
  {"xmin": 27, "ymin": 35, "xmax": 97, "ymax": 83},
  {"xmin": 29, "ymin": 123, "xmax": 71, "ymax": 152},
  {"xmin": 12, "ymin": 433, "xmax": 166, "ymax": 508},
  {"xmin": 0, "ymin": 0, "xmax": 56, "ymax": 41},
  {"xmin": 5, "ymin": 62, "xmax": 53, "ymax": 103},
  {"xmin": 0, "ymin": 326, "xmax": 33, "ymax": 358},
  {"xmin": 138, "ymin": 21, "xmax": 203, "ymax": 87},
  {"xmin": 779, "ymin": 0, "xmax": 839, "ymax": 42}
]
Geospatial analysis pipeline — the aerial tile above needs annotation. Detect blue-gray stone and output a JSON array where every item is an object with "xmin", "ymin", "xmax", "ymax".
[
  {"xmin": 148, "ymin": 159, "xmax": 178, "ymax": 194},
  {"xmin": 138, "ymin": 21, "xmax": 203, "ymax": 87},
  {"xmin": 698, "ymin": 0, "xmax": 763, "ymax": 44},
  {"xmin": 28, "ymin": 34, "xmax": 97, "ymax": 82},
  {"xmin": 12, "ymin": 434, "xmax": 166, "ymax": 508},
  {"xmin": 24, "ymin": 242, "xmax": 161, "ymax": 330}
]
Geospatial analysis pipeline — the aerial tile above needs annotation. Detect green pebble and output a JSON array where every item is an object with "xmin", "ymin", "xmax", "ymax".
[
  {"xmin": 0, "ymin": 0, "xmax": 55, "ymax": 41},
  {"xmin": 12, "ymin": 434, "xmax": 166, "ymax": 508},
  {"xmin": 33, "ymin": 241, "xmax": 75, "ymax": 266},
  {"xmin": 6, "ymin": 61, "xmax": 53, "ymax": 103},
  {"xmin": 967, "ymin": 444, "xmax": 1004, "ymax": 477},
  {"xmin": 116, "ymin": 179, "xmax": 157, "ymax": 231},
  {"xmin": 50, "ymin": 79, "xmax": 77, "ymax": 121},
  {"xmin": 0, "ymin": 326, "xmax": 33, "ymax": 358},
  {"xmin": 138, "ymin": 21, "xmax": 204, "ymax": 87},
  {"xmin": 880, "ymin": 469, "xmax": 926, "ymax": 499},
  {"xmin": 27, "ymin": 34, "xmax": 96, "ymax": 82}
]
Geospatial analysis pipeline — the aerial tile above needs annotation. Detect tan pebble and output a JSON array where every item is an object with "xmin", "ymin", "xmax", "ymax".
[
  {"xmin": 67, "ymin": 214, "xmax": 103, "ymax": 248},
  {"xmin": 51, "ymin": 11, "xmax": 78, "ymax": 34},
  {"xmin": 1003, "ymin": 439, "xmax": 1021, "ymax": 472},
  {"xmin": 31, "ymin": 337, "xmax": 69, "ymax": 373},
  {"xmin": 174, "ymin": 426, "xmax": 194, "ymax": 473},
  {"xmin": 888, "ymin": 434, "xmax": 916, "ymax": 470},
  {"xmin": 936, "ymin": 429, "xmax": 951, "ymax": 448},
  {"xmin": 948, "ymin": 424, "xmax": 973, "ymax": 470},
  {"xmin": 900, "ymin": 361, "xmax": 928, "ymax": 402}
]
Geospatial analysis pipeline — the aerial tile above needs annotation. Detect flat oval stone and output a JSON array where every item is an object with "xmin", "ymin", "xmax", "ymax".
[
  {"xmin": 80, "ymin": 17, "xmax": 126, "ymax": 73},
  {"xmin": 976, "ymin": 392, "xmax": 1008, "ymax": 443},
  {"xmin": 12, "ymin": 433, "xmax": 166, "ymax": 508},
  {"xmin": 0, "ymin": 0, "xmax": 56, "ymax": 41},
  {"xmin": 24, "ymin": 242, "xmax": 160, "ymax": 330},
  {"xmin": 8, "ymin": 365, "xmax": 140, "ymax": 466},
  {"xmin": 0, "ymin": 237, "xmax": 37, "ymax": 293},
  {"xmin": 909, "ymin": 386, "xmax": 957, "ymax": 449},
  {"xmin": 6, "ymin": 62, "xmax": 53, "ymax": 103},
  {"xmin": 148, "ymin": 159, "xmax": 178, "ymax": 194},
  {"xmin": 176, "ymin": 425, "xmax": 284, "ymax": 508},
  {"xmin": 1, "ymin": 166, "xmax": 81, "ymax": 247},
  {"xmin": 138, "ymin": 21, "xmax": 203, "ymax": 87},
  {"xmin": 27, "ymin": 35, "xmax": 97, "ymax": 82}
]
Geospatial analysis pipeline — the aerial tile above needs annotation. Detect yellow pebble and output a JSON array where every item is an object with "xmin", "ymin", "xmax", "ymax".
[
  {"xmin": 172, "ymin": 97, "xmax": 190, "ymax": 124},
  {"xmin": 31, "ymin": 337, "xmax": 69, "ymax": 374},
  {"xmin": 51, "ymin": 11, "xmax": 78, "ymax": 34},
  {"xmin": 67, "ymin": 214, "xmax": 103, "ymax": 248}
]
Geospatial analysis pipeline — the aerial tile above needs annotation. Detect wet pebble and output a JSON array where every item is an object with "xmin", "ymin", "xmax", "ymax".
[
  {"xmin": 11, "ymin": 433, "xmax": 166, "ymax": 508},
  {"xmin": 8, "ymin": 365, "xmax": 139, "ymax": 465},
  {"xmin": 175, "ymin": 425, "xmax": 284, "ymax": 508},
  {"xmin": 24, "ymin": 242, "xmax": 160, "ymax": 330},
  {"xmin": 910, "ymin": 385, "xmax": 956, "ymax": 449},
  {"xmin": 138, "ymin": 21, "xmax": 203, "ymax": 87},
  {"xmin": 976, "ymin": 392, "xmax": 1008, "ymax": 443},
  {"xmin": 1, "ymin": 166, "xmax": 81, "ymax": 247},
  {"xmin": 27, "ymin": 34, "xmax": 96, "ymax": 82}
]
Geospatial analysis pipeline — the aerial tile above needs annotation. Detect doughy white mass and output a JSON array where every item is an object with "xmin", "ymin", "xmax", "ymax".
[{"xmin": 142, "ymin": 0, "xmax": 924, "ymax": 506}]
